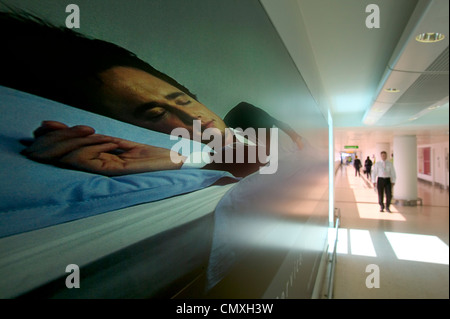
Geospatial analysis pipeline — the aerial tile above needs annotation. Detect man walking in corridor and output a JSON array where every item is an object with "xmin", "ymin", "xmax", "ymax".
[
  {"xmin": 354, "ymin": 155, "xmax": 362, "ymax": 177},
  {"xmin": 372, "ymin": 151, "xmax": 396, "ymax": 213}
]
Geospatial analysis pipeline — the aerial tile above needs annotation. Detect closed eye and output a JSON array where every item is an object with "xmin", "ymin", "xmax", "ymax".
[
  {"xmin": 145, "ymin": 108, "xmax": 167, "ymax": 121},
  {"xmin": 176, "ymin": 99, "xmax": 191, "ymax": 106},
  {"xmin": 133, "ymin": 102, "xmax": 161, "ymax": 118},
  {"xmin": 133, "ymin": 91, "xmax": 191, "ymax": 119},
  {"xmin": 165, "ymin": 92, "xmax": 191, "ymax": 106}
]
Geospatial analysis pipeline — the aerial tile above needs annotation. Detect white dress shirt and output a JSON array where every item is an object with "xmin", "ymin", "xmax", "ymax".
[{"xmin": 371, "ymin": 160, "xmax": 396, "ymax": 183}]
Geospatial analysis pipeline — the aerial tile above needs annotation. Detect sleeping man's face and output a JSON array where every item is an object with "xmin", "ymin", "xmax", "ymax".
[{"xmin": 95, "ymin": 66, "xmax": 227, "ymax": 142}]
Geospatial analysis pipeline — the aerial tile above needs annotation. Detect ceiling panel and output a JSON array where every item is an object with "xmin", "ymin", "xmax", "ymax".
[{"xmin": 262, "ymin": 0, "xmax": 448, "ymax": 150}]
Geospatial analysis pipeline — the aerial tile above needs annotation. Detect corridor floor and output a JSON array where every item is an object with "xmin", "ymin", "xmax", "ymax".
[{"xmin": 332, "ymin": 165, "xmax": 449, "ymax": 299}]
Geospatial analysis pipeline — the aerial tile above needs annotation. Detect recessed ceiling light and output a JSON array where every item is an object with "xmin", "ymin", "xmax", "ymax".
[
  {"xmin": 384, "ymin": 88, "xmax": 400, "ymax": 93},
  {"xmin": 415, "ymin": 32, "xmax": 445, "ymax": 43},
  {"xmin": 428, "ymin": 105, "xmax": 441, "ymax": 110}
]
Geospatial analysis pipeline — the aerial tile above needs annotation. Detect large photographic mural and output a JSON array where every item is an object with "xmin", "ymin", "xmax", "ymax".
[{"xmin": 0, "ymin": 0, "xmax": 329, "ymax": 299}]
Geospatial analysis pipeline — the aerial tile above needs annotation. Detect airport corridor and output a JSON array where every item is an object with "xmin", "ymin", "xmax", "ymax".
[{"xmin": 332, "ymin": 164, "xmax": 449, "ymax": 299}]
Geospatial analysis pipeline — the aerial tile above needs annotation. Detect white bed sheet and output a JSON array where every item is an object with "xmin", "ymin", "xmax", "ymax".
[{"xmin": 0, "ymin": 183, "xmax": 235, "ymax": 298}]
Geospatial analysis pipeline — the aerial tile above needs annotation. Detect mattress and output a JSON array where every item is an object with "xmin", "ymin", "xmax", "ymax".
[{"xmin": 0, "ymin": 183, "xmax": 235, "ymax": 298}]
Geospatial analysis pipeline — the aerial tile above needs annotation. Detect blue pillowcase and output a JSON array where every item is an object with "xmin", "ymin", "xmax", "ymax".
[{"xmin": 0, "ymin": 85, "xmax": 236, "ymax": 238}]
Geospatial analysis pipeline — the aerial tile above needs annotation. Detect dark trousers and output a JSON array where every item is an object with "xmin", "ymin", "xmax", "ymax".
[
  {"xmin": 365, "ymin": 167, "xmax": 371, "ymax": 179},
  {"xmin": 377, "ymin": 177, "xmax": 392, "ymax": 209}
]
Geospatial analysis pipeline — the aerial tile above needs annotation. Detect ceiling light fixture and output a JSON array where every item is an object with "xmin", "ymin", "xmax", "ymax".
[
  {"xmin": 427, "ymin": 105, "xmax": 441, "ymax": 110},
  {"xmin": 415, "ymin": 32, "xmax": 445, "ymax": 43},
  {"xmin": 384, "ymin": 88, "xmax": 400, "ymax": 93}
]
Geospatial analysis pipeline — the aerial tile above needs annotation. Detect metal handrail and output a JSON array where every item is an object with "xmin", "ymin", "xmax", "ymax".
[{"xmin": 326, "ymin": 207, "xmax": 340, "ymax": 299}]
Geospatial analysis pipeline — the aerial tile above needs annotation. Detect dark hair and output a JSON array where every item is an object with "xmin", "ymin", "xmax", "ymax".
[{"xmin": 0, "ymin": 11, "xmax": 197, "ymax": 112}]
